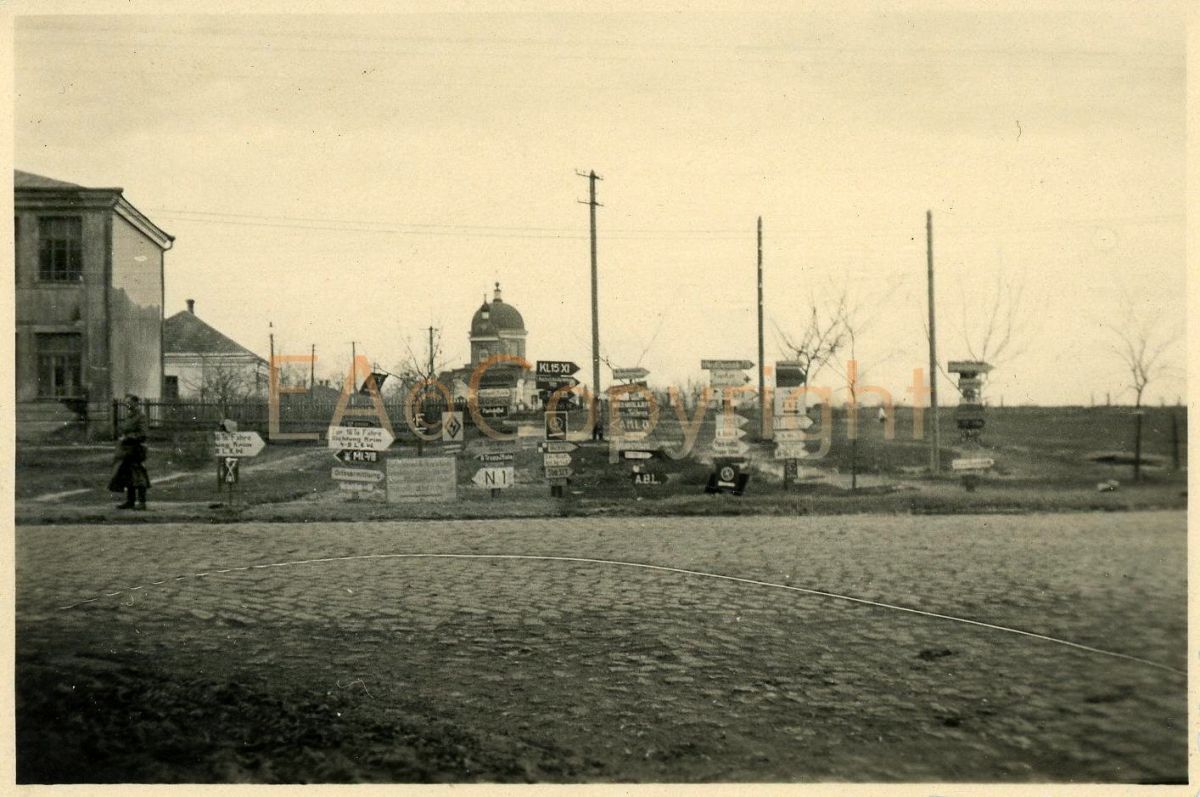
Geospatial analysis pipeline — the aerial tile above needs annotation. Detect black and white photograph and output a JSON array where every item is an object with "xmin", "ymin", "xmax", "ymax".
[{"xmin": 6, "ymin": 1, "xmax": 1192, "ymax": 789}]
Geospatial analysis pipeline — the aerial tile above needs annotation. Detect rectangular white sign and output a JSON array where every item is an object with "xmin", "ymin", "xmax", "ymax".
[
  {"xmin": 332, "ymin": 467, "xmax": 385, "ymax": 483},
  {"xmin": 386, "ymin": 457, "xmax": 457, "ymax": 502},
  {"xmin": 327, "ymin": 425, "xmax": 394, "ymax": 452}
]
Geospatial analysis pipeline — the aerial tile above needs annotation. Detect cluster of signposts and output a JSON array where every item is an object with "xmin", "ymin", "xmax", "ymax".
[
  {"xmin": 702, "ymin": 359, "xmax": 753, "ymax": 495},
  {"xmin": 537, "ymin": 360, "xmax": 580, "ymax": 496},
  {"xmin": 328, "ymin": 425, "xmax": 393, "ymax": 500},
  {"xmin": 773, "ymin": 360, "xmax": 813, "ymax": 489},
  {"xmin": 949, "ymin": 360, "xmax": 994, "ymax": 490}
]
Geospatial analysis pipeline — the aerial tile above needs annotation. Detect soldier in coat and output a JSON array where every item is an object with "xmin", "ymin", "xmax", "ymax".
[{"xmin": 109, "ymin": 394, "xmax": 151, "ymax": 509}]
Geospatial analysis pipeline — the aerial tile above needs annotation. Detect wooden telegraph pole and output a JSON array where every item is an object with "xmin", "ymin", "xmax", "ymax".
[
  {"xmin": 757, "ymin": 216, "xmax": 766, "ymax": 440},
  {"xmin": 579, "ymin": 170, "xmax": 603, "ymax": 409},
  {"xmin": 926, "ymin": 210, "xmax": 941, "ymax": 474}
]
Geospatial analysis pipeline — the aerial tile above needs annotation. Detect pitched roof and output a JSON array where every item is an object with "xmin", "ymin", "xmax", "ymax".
[
  {"xmin": 163, "ymin": 311, "xmax": 265, "ymax": 361},
  {"xmin": 14, "ymin": 169, "xmax": 88, "ymax": 190}
]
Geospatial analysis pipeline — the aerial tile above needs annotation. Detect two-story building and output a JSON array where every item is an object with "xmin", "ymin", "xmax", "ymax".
[{"xmin": 14, "ymin": 169, "xmax": 174, "ymax": 438}]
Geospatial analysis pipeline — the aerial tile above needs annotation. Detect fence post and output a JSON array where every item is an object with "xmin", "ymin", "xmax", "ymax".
[{"xmin": 111, "ymin": 398, "xmax": 119, "ymax": 439}]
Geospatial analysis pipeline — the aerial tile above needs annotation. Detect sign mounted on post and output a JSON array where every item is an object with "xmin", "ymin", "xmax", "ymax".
[
  {"xmin": 442, "ymin": 411, "xmax": 464, "ymax": 442},
  {"xmin": 220, "ymin": 457, "xmax": 239, "ymax": 484},
  {"xmin": 536, "ymin": 361, "xmax": 580, "ymax": 377},
  {"xmin": 331, "ymin": 467, "xmax": 385, "ymax": 483},
  {"xmin": 544, "ymin": 411, "xmax": 568, "ymax": 440},
  {"xmin": 701, "ymin": 359, "xmax": 754, "ymax": 371},
  {"xmin": 473, "ymin": 466, "xmax": 515, "ymax": 489},
  {"xmin": 612, "ymin": 366, "xmax": 649, "ymax": 381},
  {"xmin": 214, "ymin": 431, "xmax": 265, "ymax": 458},
  {"xmin": 327, "ymin": 426, "xmax": 394, "ymax": 452},
  {"xmin": 386, "ymin": 457, "xmax": 457, "ymax": 503}
]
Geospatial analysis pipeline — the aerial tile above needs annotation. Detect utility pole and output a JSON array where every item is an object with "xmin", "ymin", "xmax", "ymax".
[
  {"xmin": 428, "ymin": 326, "xmax": 436, "ymax": 378},
  {"xmin": 310, "ymin": 344, "xmax": 315, "ymax": 389},
  {"xmin": 351, "ymin": 341, "xmax": 356, "ymax": 391},
  {"xmin": 926, "ymin": 210, "xmax": 941, "ymax": 474},
  {"xmin": 579, "ymin": 170, "xmax": 603, "ymax": 407},
  {"xmin": 757, "ymin": 216, "xmax": 766, "ymax": 440}
]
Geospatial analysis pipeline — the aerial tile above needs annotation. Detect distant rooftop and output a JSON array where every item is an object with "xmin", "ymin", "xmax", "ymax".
[{"xmin": 164, "ymin": 305, "xmax": 265, "ymax": 361}]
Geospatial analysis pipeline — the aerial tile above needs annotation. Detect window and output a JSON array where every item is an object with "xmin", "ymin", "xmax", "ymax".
[
  {"xmin": 36, "ymin": 333, "xmax": 83, "ymax": 398},
  {"xmin": 163, "ymin": 375, "xmax": 179, "ymax": 400},
  {"xmin": 38, "ymin": 217, "xmax": 83, "ymax": 282}
]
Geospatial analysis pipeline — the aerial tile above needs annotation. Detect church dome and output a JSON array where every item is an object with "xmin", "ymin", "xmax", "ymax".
[{"xmin": 471, "ymin": 282, "xmax": 525, "ymax": 335}]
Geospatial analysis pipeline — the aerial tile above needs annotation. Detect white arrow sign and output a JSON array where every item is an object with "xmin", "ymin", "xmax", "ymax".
[
  {"xmin": 712, "ymin": 439, "xmax": 750, "ymax": 456},
  {"xmin": 214, "ymin": 431, "xmax": 265, "ymax": 458},
  {"xmin": 774, "ymin": 414, "xmax": 815, "ymax": 431},
  {"xmin": 327, "ymin": 425, "xmax": 394, "ymax": 452},
  {"xmin": 473, "ymin": 466, "xmax": 515, "ymax": 488},
  {"xmin": 612, "ymin": 366, "xmax": 650, "ymax": 380},
  {"xmin": 543, "ymin": 453, "xmax": 573, "ymax": 467},
  {"xmin": 715, "ymin": 426, "xmax": 747, "ymax": 441},
  {"xmin": 774, "ymin": 444, "xmax": 810, "ymax": 459},
  {"xmin": 332, "ymin": 467, "xmax": 386, "ymax": 483},
  {"xmin": 772, "ymin": 429, "xmax": 811, "ymax": 441}
]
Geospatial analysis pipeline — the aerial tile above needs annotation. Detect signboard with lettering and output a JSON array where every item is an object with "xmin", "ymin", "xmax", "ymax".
[
  {"xmin": 386, "ymin": 457, "xmax": 457, "ymax": 503},
  {"xmin": 214, "ymin": 431, "xmax": 265, "ymax": 458},
  {"xmin": 473, "ymin": 467, "xmax": 515, "ymax": 488},
  {"xmin": 327, "ymin": 426, "xmax": 394, "ymax": 452},
  {"xmin": 701, "ymin": 359, "xmax": 754, "ymax": 370}
]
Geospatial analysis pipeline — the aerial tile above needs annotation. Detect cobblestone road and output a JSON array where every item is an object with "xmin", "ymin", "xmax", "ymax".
[{"xmin": 16, "ymin": 511, "xmax": 1186, "ymax": 782}]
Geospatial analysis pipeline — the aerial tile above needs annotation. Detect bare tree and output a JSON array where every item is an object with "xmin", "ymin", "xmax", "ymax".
[
  {"xmin": 1105, "ymin": 310, "xmax": 1182, "ymax": 409},
  {"xmin": 961, "ymin": 273, "xmax": 1030, "ymax": 368},
  {"xmin": 186, "ymin": 357, "xmax": 260, "ymax": 413},
  {"xmin": 773, "ymin": 291, "xmax": 851, "ymax": 387}
]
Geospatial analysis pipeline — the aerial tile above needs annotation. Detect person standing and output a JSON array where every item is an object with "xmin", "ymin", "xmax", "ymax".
[{"xmin": 109, "ymin": 394, "xmax": 151, "ymax": 510}]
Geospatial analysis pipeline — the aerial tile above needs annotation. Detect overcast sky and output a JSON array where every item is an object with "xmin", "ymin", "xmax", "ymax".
[{"xmin": 12, "ymin": 5, "xmax": 1187, "ymax": 405}]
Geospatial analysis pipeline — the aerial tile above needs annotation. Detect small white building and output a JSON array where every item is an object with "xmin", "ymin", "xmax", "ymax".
[{"xmin": 162, "ymin": 299, "xmax": 268, "ymax": 401}]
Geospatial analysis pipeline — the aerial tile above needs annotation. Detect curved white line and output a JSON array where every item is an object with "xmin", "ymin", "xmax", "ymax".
[{"xmin": 56, "ymin": 552, "xmax": 1184, "ymax": 676}]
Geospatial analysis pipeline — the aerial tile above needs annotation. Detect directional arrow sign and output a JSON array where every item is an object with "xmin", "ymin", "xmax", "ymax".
[
  {"xmin": 473, "ymin": 466, "xmax": 515, "ymax": 488},
  {"xmin": 543, "ymin": 453, "xmax": 573, "ymax": 467},
  {"xmin": 952, "ymin": 457, "xmax": 995, "ymax": 471},
  {"xmin": 332, "ymin": 467, "xmax": 386, "ymax": 483},
  {"xmin": 612, "ymin": 366, "xmax": 650, "ymax": 380},
  {"xmin": 712, "ymin": 440, "xmax": 750, "ymax": 456},
  {"xmin": 715, "ymin": 426, "xmax": 747, "ymax": 441},
  {"xmin": 774, "ymin": 414, "xmax": 815, "ymax": 431},
  {"xmin": 543, "ymin": 466, "xmax": 573, "ymax": 479},
  {"xmin": 333, "ymin": 449, "xmax": 379, "ymax": 464},
  {"xmin": 774, "ymin": 444, "xmax": 809, "ymax": 459},
  {"xmin": 538, "ymin": 441, "xmax": 578, "ymax": 454},
  {"xmin": 536, "ymin": 360, "xmax": 580, "ymax": 376},
  {"xmin": 631, "ymin": 471, "xmax": 665, "ymax": 486},
  {"xmin": 702, "ymin": 359, "xmax": 753, "ymax": 370},
  {"xmin": 621, "ymin": 450, "xmax": 655, "ymax": 460},
  {"xmin": 477, "ymin": 451, "xmax": 515, "ymax": 464},
  {"xmin": 327, "ymin": 425, "xmax": 394, "ymax": 451},
  {"xmin": 214, "ymin": 431, "xmax": 265, "ymax": 458},
  {"xmin": 772, "ymin": 428, "xmax": 810, "ymax": 441},
  {"xmin": 339, "ymin": 481, "xmax": 377, "ymax": 493}
]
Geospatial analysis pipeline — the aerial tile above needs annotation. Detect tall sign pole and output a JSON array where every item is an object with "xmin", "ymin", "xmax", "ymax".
[
  {"xmin": 926, "ymin": 210, "xmax": 941, "ymax": 473},
  {"xmin": 757, "ymin": 216, "xmax": 766, "ymax": 440}
]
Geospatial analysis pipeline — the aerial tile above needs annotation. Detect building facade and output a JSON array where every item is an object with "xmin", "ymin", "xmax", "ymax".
[
  {"xmin": 442, "ymin": 283, "xmax": 536, "ymax": 409},
  {"xmin": 162, "ymin": 299, "xmax": 268, "ymax": 401},
  {"xmin": 14, "ymin": 170, "xmax": 174, "ymax": 437}
]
